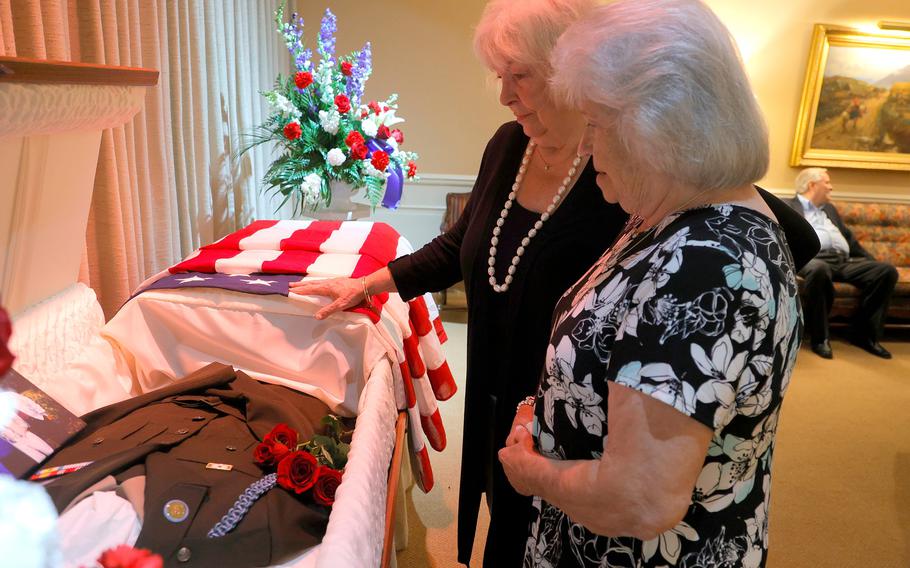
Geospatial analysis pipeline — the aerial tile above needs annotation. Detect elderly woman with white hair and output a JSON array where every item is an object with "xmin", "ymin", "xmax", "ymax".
[{"xmin": 498, "ymin": 1, "xmax": 804, "ymax": 566}]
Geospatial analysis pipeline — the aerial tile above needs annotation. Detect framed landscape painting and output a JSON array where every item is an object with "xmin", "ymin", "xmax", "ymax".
[{"xmin": 791, "ymin": 24, "xmax": 910, "ymax": 171}]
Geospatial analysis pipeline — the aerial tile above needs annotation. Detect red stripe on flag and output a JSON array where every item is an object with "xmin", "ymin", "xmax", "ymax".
[
  {"xmin": 433, "ymin": 317, "xmax": 448, "ymax": 344},
  {"xmin": 420, "ymin": 410, "xmax": 447, "ymax": 452},
  {"xmin": 399, "ymin": 362, "xmax": 417, "ymax": 407},
  {"xmin": 280, "ymin": 221, "xmax": 343, "ymax": 250},
  {"xmin": 403, "ymin": 322, "xmax": 426, "ymax": 379},
  {"xmin": 260, "ymin": 251, "xmax": 322, "ymax": 274},
  {"xmin": 350, "ymin": 256, "xmax": 386, "ymax": 278},
  {"xmin": 414, "ymin": 446, "xmax": 434, "ymax": 493},
  {"xmin": 427, "ymin": 362, "xmax": 457, "ymax": 401},
  {"xmin": 408, "ymin": 296, "xmax": 433, "ymax": 336},
  {"xmin": 170, "ymin": 249, "xmax": 241, "ymax": 273},
  {"xmin": 202, "ymin": 220, "xmax": 278, "ymax": 250},
  {"xmin": 358, "ymin": 223, "xmax": 401, "ymax": 266}
]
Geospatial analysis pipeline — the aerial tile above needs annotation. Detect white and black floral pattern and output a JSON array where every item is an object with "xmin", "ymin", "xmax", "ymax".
[{"xmin": 525, "ymin": 205, "xmax": 802, "ymax": 568}]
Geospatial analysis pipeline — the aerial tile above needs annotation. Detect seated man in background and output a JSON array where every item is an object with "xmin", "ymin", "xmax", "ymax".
[{"xmin": 786, "ymin": 168, "xmax": 898, "ymax": 359}]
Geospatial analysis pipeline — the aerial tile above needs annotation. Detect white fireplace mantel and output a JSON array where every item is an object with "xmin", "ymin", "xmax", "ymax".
[{"xmin": 0, "ymin": 57, "xmax": 158, "ymax": 316}]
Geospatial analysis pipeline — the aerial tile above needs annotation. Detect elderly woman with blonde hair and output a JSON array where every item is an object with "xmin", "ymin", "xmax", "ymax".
[{"xmin": 498, "ymin": 1, "xmax": 804, "ymax": 566}]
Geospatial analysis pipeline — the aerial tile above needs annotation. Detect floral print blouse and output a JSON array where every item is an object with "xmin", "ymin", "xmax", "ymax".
[{"xmin": 525, "ymin": 205, "xmax": 803, "ymax": 568}]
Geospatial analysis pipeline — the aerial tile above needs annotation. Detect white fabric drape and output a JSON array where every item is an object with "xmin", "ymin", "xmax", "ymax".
[{"xmin": 0, "ymin": 0, "xmax": 298, "ymax": 317}]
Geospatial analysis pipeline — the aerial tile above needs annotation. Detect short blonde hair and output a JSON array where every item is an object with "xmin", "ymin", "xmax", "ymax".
[
  {"xmin": 551, "ymin": 0, "xmax": 769, "ymax": 191},
  {"xmin": 473, "ymin": 0, "xmax": 597, "ymax": 76},
  {"xmin": 795, "ymin": 167, "xmax": 828, "ymax": 194}
]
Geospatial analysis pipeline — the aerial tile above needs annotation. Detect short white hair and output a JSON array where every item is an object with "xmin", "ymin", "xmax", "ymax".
[
  {"xmin": 795, "ymin": 167, "xmax": 828, "ymax": 194},
  {"xmin": 473, "ymin": 0, "xmax": 597, "ymax": 76},
  {"xmin": 551, "ymin": 0, "xmax": 769, "ymax": 191}
]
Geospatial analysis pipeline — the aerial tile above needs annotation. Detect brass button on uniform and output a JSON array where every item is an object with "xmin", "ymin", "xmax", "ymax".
[
  {"xmin": 176, "ymin": 546, "xmax": 192, "ymax": 562},
  {"xmin": 226, "ymin": 445, "xmax": 237, "ymax": 452},
  {"xmin": 176, "ymin": 428, "xmax": 189, "ymax": 435}
]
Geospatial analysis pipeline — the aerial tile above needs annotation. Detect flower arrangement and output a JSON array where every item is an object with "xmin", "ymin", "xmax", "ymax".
[
  {"xmin": 246, "ymin": 4, "xmax": 419, "ymax": 215},
  {"xmin": 97, "ymin": 545, "xmax": 162, "ymax": 568},
  {"xmin": 254, "ymin": 416, "xmax": 349, "ymax": 507}
]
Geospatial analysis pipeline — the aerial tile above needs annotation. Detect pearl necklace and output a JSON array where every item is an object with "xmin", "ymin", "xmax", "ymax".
[{"xmin": 488, "ymin": 142, "xmax": 582, "ymax": 293}]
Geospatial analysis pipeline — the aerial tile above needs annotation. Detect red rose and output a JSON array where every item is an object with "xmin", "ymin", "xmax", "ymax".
[
  {"xmin": 254, "ymin": 439, "xmax": 291, "ymax": 467},
  {"xmin": 371, "ymin": 151, "xmax": 390, "ymax": 172},
  {"xmin": 350, "ymin": 141, "xmax": 368, "ymax": 160},
  {"xmin": 340, "ymin": 61, "xmax": 353, "ymax": 76},
  {"xmin": 368, "ymin": 100, "xmax": 382, "ymax": 115},
  {"xmin": 407, "ymin": 161, "xmax": 417, "ymax": 178},
  {"xmin": 313, "ymin": 466, "xmax": 343, "ymax": 506},
  {"xmin": 294, "ymin": 71, "xmax": 313, "ymax": 89},
  {"xmin": 0, "ymin": 305, "xmax": 12, "ymax": 376},
  {"xmin": 277, "ymin": 450, "xmax": 320, "ymax": 494},
  {"xmin": 98, "ymin": 545, "xmax": 163, "ymax": 568},
  {"xmin": 265, "ymin": 423, "xmax": 299, "ymax": 449},
  {"xmin": 335, "ymin": 94, "xmax": 351, "ymax": 114},
  {"xmin": 345, "ymin": 131, "xmax": 365, "ymax": 148},
  {"xmin": 283, "ymin": 122, "xmax": 302, "ymax": 140},
  {"xmin": 391, "ymin": 129, "xmax": 404, "ymax": 145},
  {"xmin": 376, "ymin": 125, "xmax": 391, "ymax": 140}
]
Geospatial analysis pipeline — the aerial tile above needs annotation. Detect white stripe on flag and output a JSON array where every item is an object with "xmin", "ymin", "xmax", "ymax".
[
  {"xmin": 214, "ymin": 250, "xmax": 283, "ymax": 273},
  {"xmin": 319, "ymin": 221, "xmax": 371, "ymax": 253},
  {"xmin": 239, "ymin": 220, "xmax": 313, "ymax": 250},
  {"xmin": 305, "ymin": 253, "xmax": 361, "ymax": 277},
  {"xmin": 396, "ymin": 236, "xmax": 414, "ymax": 258}
]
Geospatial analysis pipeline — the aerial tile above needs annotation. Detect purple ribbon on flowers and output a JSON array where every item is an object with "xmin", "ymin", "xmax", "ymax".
[{"xmin": 366, "ymin": 138, "xmax": 404, "ymax": 209}]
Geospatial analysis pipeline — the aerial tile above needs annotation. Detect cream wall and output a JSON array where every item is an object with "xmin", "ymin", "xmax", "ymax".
[{"xmin": 289, "ymin": 1, "xmax": 909, "ymax": 200}]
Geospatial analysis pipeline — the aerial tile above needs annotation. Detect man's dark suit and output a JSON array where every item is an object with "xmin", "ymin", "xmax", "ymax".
[
  {"xmin": 784, "ymin": 197, "xmax": 898, "ymax": 346},
  {"xmin": 42, "ymin": 363, "xmax": 333, "ymax": 567}
]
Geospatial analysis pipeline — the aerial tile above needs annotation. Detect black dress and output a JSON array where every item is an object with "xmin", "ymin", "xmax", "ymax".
[
  {"xmin": 389, "ymin": 122, "xmax": 628, "ymax": 566},
  {"xmin": 388, "ymin": 122, "xmax": 820, "ymax": 566}
]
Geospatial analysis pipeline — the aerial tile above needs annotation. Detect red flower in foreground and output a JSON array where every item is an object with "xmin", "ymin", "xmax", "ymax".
[
  {"xmin": 0, "ymin": 304, "xmax": 12, "ymax": 376},
  {"xmin": 345, "ymin": 130, "xmax": 365, "ymax": 148},
  {"xmin": 313, "ymin": 466, "xmax": 343, "ymax": 506},
  {"xmin": 283, "ymin": 122, "xmax": 302, "ymax": 140},
  {"xmin": 407, "ymin": 161, "xmax": 417, "ymax": 178},
  {"xmin": 368, "ymin": 100, "xmax": 382, "ymax": 115},
  {"xmin": 277, "ymin": 451, "xmax": 320, "ymax": 494},
  {"xmin": 294, "ymin": 71, "xmax": 313, "ymax": 89},
  {"xmin": 340, "ymin": 61, "xmax": 353, "ymax": 76},
  {"xmin": 350, "ymin": 141, "xmax": 368, "ymax": 160},
  {"xmin": 371, "ymin": 151, "xmax": 390, "ymax": 172},
  {"xmin": 98, "ymin": 545, "xmax": 163, "ymax": 568},
  {"xmin": 376, "ymin": 125, "xmax": 391, "ymax": 140},
  {"xmin": 391, "ymin": 129, "xmax": 404, "ymax": 145},
  {"xmin": 335, "ymin": 94, "xmax": 351, "ymax": 114}
]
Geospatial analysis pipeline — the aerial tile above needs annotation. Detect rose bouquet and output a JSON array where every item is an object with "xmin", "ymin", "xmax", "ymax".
[{"xmin": 245, "ymin": 4, "xmax": 419, "ymax": 215}]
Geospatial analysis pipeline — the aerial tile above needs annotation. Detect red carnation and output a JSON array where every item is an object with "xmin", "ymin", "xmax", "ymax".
[
  {"xmin": 376, "ymin": 125, "xmax": 391, "ymax": 140},
  {"xmin": 371, "ymin": 150, "xmax": 390, "ymax": 172},
  {"xmin": 277, "ymin": 450, "xmax": 320, "ymax": 494},
  {"xmin": 98, "ymin": 545, "xmax": 163, "ymax": 568},
  {"xmin": 361, "ymin": 110, "xmax": 369, "ymax": 119},
  {"xmin": 294, "ymin": 71, "xmax": 313, "ymax": 89},
  {"xmin": 313, "ymin": 466, "xmax": 343, "ymax": 506},
  {"xmin": 0, "ymin": 304, "xmax": 12, "ymax": 377},
  {"xmin": 407, "ymin": 161, "xmax": 417, "ymax": 178},
  {"xmin": 368, "ymin": 100, "xmax": 382, "ymax": 115},
  {"xmin": 345, "ymin": 130, "xmax": 365, "ymax": 148},
  {"xmin": 283, "ymin": 122, "xmax": 302, "ymax": 140},
  {"xmin": 335, "ymin": 94, "xmax": 351, "ymax": 114},
  {"xmin": 350, "ymin": 141, "xmax": 368, "ymax": 160},
  {"xmin": 391, "ymin": 129, "xmax": 404, "ymax": 145},
  {"xmin": 340, "ymin": 61, "xmax": 353, "ymax": 76}
]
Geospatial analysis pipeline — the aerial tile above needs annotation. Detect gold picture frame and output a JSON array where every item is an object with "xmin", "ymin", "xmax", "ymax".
[{"xmin": 791, "ymin": 24, "xmax": 910, "ymax": 171}]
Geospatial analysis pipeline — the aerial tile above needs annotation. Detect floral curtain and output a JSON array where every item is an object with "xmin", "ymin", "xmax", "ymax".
[{"xmin": 0, "ymin": 0, "xmax": 297, "ymax": 317}]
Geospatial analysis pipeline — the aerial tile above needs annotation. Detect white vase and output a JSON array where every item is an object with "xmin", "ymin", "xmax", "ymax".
[{"xmin": 305, "ymin": 180, "xmax": 372, "ymax": 221}]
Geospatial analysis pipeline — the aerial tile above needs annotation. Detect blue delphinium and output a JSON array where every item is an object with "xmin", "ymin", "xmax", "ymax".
[{"xmin": 317, "ymin": 9, "xmax": 337, "ymax": 64}]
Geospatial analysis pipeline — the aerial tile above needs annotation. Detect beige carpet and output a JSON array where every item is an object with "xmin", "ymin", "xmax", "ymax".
[{"xmin": 397, "ymin": 322, "xmax": 910, "ymax": 567}]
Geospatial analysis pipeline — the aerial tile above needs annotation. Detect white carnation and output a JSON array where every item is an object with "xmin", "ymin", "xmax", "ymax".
[
  {"xmin": 363, "ymin": 161, "xmax": 390, "ymax": 180},
  {"xmin": 327, "ymin": 148, "xmax": 346, "ymax": 167},
  {"xmin": 361, "ymin": 117, "xmax": 378, "ymax": 137},
  {"xmin": 273, "ymin": 93, "xmax": 300, "ymax": 119},
  {"xmin": 319, "ymin": 110, "xmax": 340, "ymax": 135}
]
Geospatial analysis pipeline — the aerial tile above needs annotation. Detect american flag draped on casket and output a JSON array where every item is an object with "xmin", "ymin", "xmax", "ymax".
[{"xmin": 137, "ymin": 219, "xmax": 456, "ymax": 492}]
